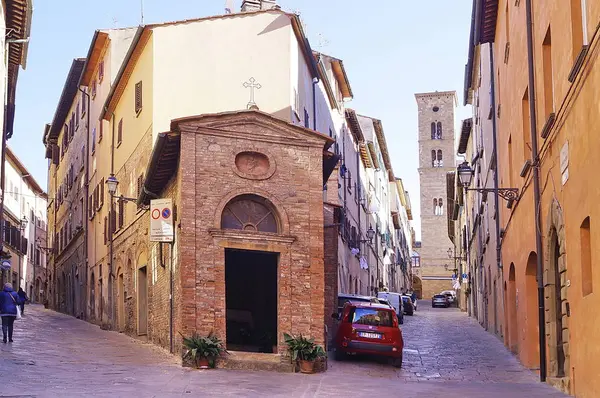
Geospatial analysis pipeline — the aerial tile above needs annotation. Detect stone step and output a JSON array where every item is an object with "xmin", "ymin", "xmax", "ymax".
[{"xmin": 216, "ymin": 352, "xmax": 295, "ymax": 373}]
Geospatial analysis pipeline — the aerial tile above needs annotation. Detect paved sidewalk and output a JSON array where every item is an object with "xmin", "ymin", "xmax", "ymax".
[{"xmin": 0, "ymin": 305, "xmax": 567, "ymax": 397}]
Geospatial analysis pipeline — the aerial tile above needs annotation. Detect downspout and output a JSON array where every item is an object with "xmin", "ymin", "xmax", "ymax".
[
  {"xmin": 79, "ymin": 87, "xmax": 90, "ymax": 320},
  {"xmin": 525, "ymin": 0, "xmax": 547, "ymax": 382},
  {"xmin": 489, "ymin": 45, "xmax": 502, "ymax": 273},
  {"xmin": 107, "ymin": 108, "xmax": 115, "ymax": 329},
  {"xmin": 356, "ymin": 149, "xmax": 361, "ymax": 294},
  {"xmin": 312, "ymin": 76, "xmax": 319, "ymax": 131}
]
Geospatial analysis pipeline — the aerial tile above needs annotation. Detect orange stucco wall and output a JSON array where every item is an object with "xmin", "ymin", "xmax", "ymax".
[{"xmin": 494, "ymin": 0, "xmax": 600, "ymax": 396}]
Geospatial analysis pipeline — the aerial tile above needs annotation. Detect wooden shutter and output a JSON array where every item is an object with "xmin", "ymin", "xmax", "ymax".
[
  {"xmin": 110, "ymin": 204, "xmax": 116, "ymax": 235},
  {"xmin": 99, "ymin": 60, "xmax": 104, "ymax": 81},
  {"xmin": 88, "ymin": 194, "xmax": 94, "ymax": 219},
  {"xmin": 135, "ymin": 81, "xmax": 142, "ymax": 113},
  {"xmin": 52, "ymin": 145, "xmax": 59, "ymax": 165},
  {"xmin": 93, "ymin": 186, "xmax": 99, "ymax": 211},
  {"xmin": 117, "ymin": 119, "xmax": 123, "ymax": 145},
  {"xmin": 137, "ymin": 174, "xmax": 144, "ymax": 207},
  {"xmin": 76, "ymin": 103, "xmax": 80, "ymax": 126},
  {"xmin": 99, "ymin": 178, "xmax": 104, "ymax": 209},
  {"xmin": 103, "ymin": 216, "xmax": 107, "ymax": 245},
  {"xmin": 118, "ymin": 199, "xmax": 124, "ymax": 229}
]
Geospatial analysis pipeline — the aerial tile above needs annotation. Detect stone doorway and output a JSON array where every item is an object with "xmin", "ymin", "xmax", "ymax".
[
  {"xmin": 544, "ymin": 199, "xmax": 570, "ymax": 393},
  {"xmin": 137, "ymin": 266, "xmax": 148, "ymax": 336},
  {"xmin": 118, "ymin": 271, "xmax": 125, "ymax": 333},
  {"xmin": 225, "ymin": 248, "xmax": 278, "ymax": 354},
  {"xmin": 507, "ymin": 263, "xmax": 518, "ymax": 354}
]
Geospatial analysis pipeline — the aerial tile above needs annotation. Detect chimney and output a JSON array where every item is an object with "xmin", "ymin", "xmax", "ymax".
[
  {"xmin": 260, "ymin": 0, "xmax": 279, "ymax": 10},
  {"xmin": 241, "ymin": 0, "xmax": 260, "ymax": 12},
  {"xmin": 241, "ymin": 0, "xmax": 278, "ymax": 12}
]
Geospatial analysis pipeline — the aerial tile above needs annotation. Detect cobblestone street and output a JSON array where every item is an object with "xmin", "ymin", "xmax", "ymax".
[{"xmin": 0, "ymin": 304, "xmax": 566, "ymax": 397}]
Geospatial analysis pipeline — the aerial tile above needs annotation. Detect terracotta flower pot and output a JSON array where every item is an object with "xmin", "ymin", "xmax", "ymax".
[
  {"xmin": 196, "ymin": 357, "xmax": 210, "ymax": 369},
  {"xmin": 298, "ymin": 359, "xmax": 316, "ymax": 374}
]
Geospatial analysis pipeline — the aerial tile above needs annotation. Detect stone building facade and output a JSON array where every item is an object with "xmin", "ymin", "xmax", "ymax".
[{"xmin": 415, "ymin": 91, "xmax": 457, "ymax": 299}]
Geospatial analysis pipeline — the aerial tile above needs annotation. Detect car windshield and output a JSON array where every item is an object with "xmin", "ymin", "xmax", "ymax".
[
  {"xmin": 350, "ymin": 308, "xmax": 394, "ymax": 327},
  {"xmin": 338, "ymin": 296, "xmax": 370, "ymax": 308},
  {"xmin": 434, "ymin": 295, "xmax": 445, "ymax": 299}
]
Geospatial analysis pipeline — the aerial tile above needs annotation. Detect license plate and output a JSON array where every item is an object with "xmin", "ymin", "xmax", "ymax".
[{"xmin": 358, "ymin": 332, "xmax": 382, "ymax": 339}]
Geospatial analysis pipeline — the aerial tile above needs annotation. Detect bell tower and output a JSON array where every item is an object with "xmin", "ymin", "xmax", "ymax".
[{"xmin": 415, "ymin": 90, "xmax": 457, "ymax": 299}]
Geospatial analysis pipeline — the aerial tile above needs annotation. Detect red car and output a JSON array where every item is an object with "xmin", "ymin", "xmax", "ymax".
[{"xmin": 333, "ymin": 301, "xmax": 404, "ymax": 367}]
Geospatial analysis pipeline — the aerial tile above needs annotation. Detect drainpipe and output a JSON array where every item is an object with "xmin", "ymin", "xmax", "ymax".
[
  {"xmin": 489, "ymin": 45, "xmax": 502, "ymax": 271},
  {"xmin": 312, "ymin": 76, "xmax": 319, "ymax": 131},
  {"xmin": 79, "ymin": 87, "xmax": 90, "ymax": 320},
  {"xmin": 107, "ymin": 108, "xmax": 115, "ymax": 330},
  {"xmin": 525, "ymin": 0, "xmax": 547, "ymax": 382},
  {"xmin": 356, "ymin": 149, "xmax": 362, "ymax": 294}
]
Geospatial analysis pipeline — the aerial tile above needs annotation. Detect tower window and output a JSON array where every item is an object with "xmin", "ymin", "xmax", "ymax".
[
  {"xmin": 437, "ymin": 150, "xmax": 443, "ymax": 167},
  {"xmin": 431, "ymin": 122, "xmax": 436, "ymax": 139},
  {"xmin": 434, "ymin": 197, "xmax": 444, "ymax": 215},
  {"xmin": 437, "ymin": 122, "xmax": 443, "ymax": 139},
  {"xmin": 433, "ymin": 198, "xmax": 438, "ymax": 214}
]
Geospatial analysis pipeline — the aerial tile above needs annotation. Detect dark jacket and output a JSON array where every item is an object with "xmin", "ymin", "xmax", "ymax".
[
  {"xmin": 0, "ymin": 287, "xmax": 22, "ymax": 316},
  {"xmin": 17, "ymin": 288, "xmax": 28, "ymax": 302}
]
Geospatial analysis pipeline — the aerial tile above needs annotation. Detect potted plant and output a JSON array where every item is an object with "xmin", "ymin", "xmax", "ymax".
[
  {"xmin": 181, "ymin": 331, "xmax": 227, "ymax": 369},
  {"xmin": 283, "ymin": 333, "xmax": 326, "ymax": 374}
]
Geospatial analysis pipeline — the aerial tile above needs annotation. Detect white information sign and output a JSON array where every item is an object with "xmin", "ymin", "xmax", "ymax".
[{"xmin": 150, "ymin": 198, "xmax": 174, "ymax": 242}]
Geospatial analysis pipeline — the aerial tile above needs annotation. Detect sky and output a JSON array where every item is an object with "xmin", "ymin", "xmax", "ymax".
[{"xmin": 10, "ymin": 0, "xmax": 473, "ymax": 239}]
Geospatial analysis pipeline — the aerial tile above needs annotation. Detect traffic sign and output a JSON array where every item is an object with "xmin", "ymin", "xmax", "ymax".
[{"xmin": 150, "ymin": 198, "xmax": 174, "ymax": 242}]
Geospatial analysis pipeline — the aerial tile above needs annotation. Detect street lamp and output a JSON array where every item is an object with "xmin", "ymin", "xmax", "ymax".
[
  {"xmin": 17, "ymin": 216, "xmax": 28, "ymax": 289},
  {"xmin": 457, "ymin": 161, "xmax": 519, "ymax": 205}
]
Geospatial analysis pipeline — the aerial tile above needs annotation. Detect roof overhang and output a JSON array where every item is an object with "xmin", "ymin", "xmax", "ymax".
[
  {"xmin": 45, "ymin": 59, "xmax": 86, "ymax": 144},
  {"xmin": 344, "ymin": 109, "xmax": 364, "ymax": 143},
  {"xmin": 79, "ymin": 31, "xmax": 110, "ymax": 87},
  {"xmin": 138, "ymin": 131, "xmax": 181, "ymax": 206},
  {"xmin": 395, "ymin": 178, "xmax": 407, "ymax": 208},
  {"xmin": 367, "ymin": 142, "xmax": 381, "ymax": 169},
  {"xmin": 331, "ymin": 58, "xmax": 353, "ymax": 100},
  {"xmin": 392, "ymin": 213, "xmax": 401, "ymax": 230},
  {"xmin": 314, "ymin": 53, "xmax": 338, "ymax": 109},
  {"xmin": 372, "ymin": 118, "xmax": 392, "ymax": 171},
  {"xmin": 323, "ymin": 151, "xmax": 340, "ymax": 184},
  {"xmin": 479, "ymin": 0, "xmax": 499, "ymax": 44},
  {"xmin": 457, "ymin": 118, "xmax": 473, "ymax": 155},
  {"xmin": 6, "ymin": 0, "xmax": 33, "ymax": 69},
  {"xmin": 359, "ymin": 143, "xmax": 373, "ymax": 168}
]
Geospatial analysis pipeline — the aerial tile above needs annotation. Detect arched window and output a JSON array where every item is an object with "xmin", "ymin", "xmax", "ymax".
[
  {"xmin": 437, "ymin": 150, "xmax": 443, "ymax": 167},
  {"xmin": 431, "ymin": 122, "xmax": 436, "ymax": 139},
  {"xmin": 431, "ymin": 150, "xmax": 436, "ymax": 167},
  {"xmin": 433, "ymin": 198, "xmax": 438, "ymax": 214},
  {"xmin": 438, "ymin": 198, "xmax": 444, "ymax": 215},
  {"xmin": 436, "ymin": 122, "xmax": 443, "ymax": 139},
  {"xmin": 221, "ymin": 194, "xmax": 279, "ymax": 233}
]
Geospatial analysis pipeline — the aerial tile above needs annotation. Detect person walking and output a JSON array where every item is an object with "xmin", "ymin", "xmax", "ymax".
[
  {"xmin": 0, "ymin": 283, "xmax": 23, "ymax": 343},
  {"xmin": 17, "ymin": 287, "xmax": 28, "ymax": 315}
]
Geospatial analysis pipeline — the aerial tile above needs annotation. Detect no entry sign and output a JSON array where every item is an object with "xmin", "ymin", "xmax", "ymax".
[{"xmin": 150, "ymin": 198, "xmax": 174, "ymax": 242}]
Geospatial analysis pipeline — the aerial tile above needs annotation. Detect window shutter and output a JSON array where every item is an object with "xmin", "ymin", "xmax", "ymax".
[
  {"xmin": 80, "ymin": 146, "xmax": 85, "ymax": 171},
  {"xmin": 76, "ymin": 103, "xmax": 80, "ymax": 125},
  {"xmin": 99, "ymin": 178, "xmax": 104, "ymax": 209},
  {"xmin": 82, "ymin": 97, "xmax": 86, "ymax": 114},
  {"xmin": 103, "ymin": 216, "xmax": 107, "ymax": 245},
  {"xmin": 52, "ymin": 145, "xmax": 59, "ymax": 165},
  {"xmin": 135, "ymin": 81, "xmax": 143, "ymax": 113},
  {"xmin": 93, "ymin": 186, "xmax": 99, "ymax": 211},
  {"xmin": 88, "ymin": 194, "xmax": 93, "ymax": 219},
  {"xmin": 117, "ymin": 119, "xmax": 123, "ymax": 145},
  {"xmin": 137, "ymin": 174, "xmax": 144, "ymax": 206},
  {"xmin": 99, "ymin": 60, "xmax": 104, "ymax": 81},
  {"xmin": 118, "ymin": 199, "xmax": 124, "ymax": 229},
  {"xmin": 110, "ymin": 204, "xmax": 116, "ymax": 235},
  {"xmin": 91, "ymin": 80, "xmax": 97, "ymax": 98}
]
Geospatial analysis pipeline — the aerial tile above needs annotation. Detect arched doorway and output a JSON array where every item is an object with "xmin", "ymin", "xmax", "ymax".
[
  {"xmin": 545, "ymin": 199, "xmax": 569, "ymax": 388},
  {"xmin": 525, "ymin": 252, "xmax": 539, "ymax": 368},
  {"xmin": 221, "ymin": 194, "xmax": 280, "ymax": 353},
  {"xmin": 117, "ymin": 266, "xmax": 125, "ymax": 333},
  {"xmin": 137, "ymin": 252, "xmax": 149, "ymax": 336},
  {"xmin": 507, "ymin": 263, "xmax": 518, "ymax": 354},
  {"xmin": 412, "ymin": 275, "xmax": 422, "ymax": 299}
]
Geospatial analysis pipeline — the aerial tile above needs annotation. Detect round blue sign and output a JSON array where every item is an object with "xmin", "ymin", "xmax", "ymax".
[{"xmin": 161, "ymin": 208, "xmax": 171, "ymax": 219}]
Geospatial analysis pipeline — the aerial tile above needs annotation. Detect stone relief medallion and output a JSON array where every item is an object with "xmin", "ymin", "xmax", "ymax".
[{"xmin": 234, "ymin": 151, "xmax": 275, "ymax": 180}]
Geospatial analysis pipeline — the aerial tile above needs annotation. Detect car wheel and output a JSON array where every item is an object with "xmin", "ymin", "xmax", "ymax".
[
  {"xmin": 392, "ymin": 355, "xmax": 403, "ymax": 368},
  {"xmin": 334, "ymin": 348, "xmax": 345, "ymax": 361}
]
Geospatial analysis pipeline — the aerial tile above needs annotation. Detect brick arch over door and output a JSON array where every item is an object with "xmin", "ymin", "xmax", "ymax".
[
  {"xmin": 213, "ymin": 188, "xmax": 290, "ymax": 235},
  {"xmin": 544, "ymin": 199, "xmax": 570, "ymax": 386}
]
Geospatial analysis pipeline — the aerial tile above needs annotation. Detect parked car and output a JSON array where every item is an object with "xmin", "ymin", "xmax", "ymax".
[
  {"xmin": 333, "ymin": 302, "xmax": 404, "ymax": 368},
  {"xmin": 401, "ymin": 295, "xmax": 414, "ymax": 315},
  {"xmin": 440, "ymin": 290, "xmax": 457, "ymax": 306},
  {"xmin": 377, "ymin": 297, "xmax": 403, "ymax": 324},
  {"xmin": 377, "ymin": 292, "xmax": 404, "ymax": 324},
  {"xmin": 432, "ymin": 294, "xmax": 450, "ymax": 308},
  {"xmin": 338, "ymin": 294, "xmax": 379, "ymax": 316}
]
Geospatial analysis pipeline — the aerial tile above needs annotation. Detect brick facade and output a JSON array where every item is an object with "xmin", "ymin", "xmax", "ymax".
[{"xmin": 174, "ymin": 110, "xmax": 331, "ymax": 359}]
